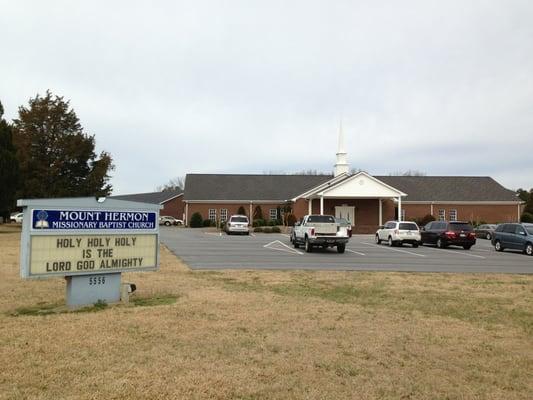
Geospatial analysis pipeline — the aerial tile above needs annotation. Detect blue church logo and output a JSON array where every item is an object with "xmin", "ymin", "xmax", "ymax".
[{"xmin": 35, "ymin": 210, "xmax": 49, "ymax": 229}]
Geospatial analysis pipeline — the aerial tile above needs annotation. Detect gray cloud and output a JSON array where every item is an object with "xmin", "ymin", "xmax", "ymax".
[{"xmin": 1, "ymin": 0, "xmax": 532, "ymax": 193}]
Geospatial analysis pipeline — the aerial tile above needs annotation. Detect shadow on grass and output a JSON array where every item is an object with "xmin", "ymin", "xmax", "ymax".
[{"xmin": 9, "ymin": 294, "xmax": 179, "ymax": 316}]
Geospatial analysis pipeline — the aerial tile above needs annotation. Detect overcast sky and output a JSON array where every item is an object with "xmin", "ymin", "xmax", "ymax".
[{"xmin": 1, "ymin": 1, "xmax": 532, "ymax": 194}]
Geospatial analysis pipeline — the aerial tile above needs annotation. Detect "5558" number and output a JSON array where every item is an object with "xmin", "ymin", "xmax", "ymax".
[{"xmin": 88, "ymin": 276, "xmax": 106, "ymax": 285}]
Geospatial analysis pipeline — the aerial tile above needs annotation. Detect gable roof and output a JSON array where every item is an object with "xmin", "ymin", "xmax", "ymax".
[
  {"xmin": 184, "ymin": 174, "xmax": 332, "ymax": 201},
  {"xmin": 184, "ymin": 174, "xmax": 519, "ymax": 203},
  {"xmin": 111, "ymin": 190, "xmax": 183, "ymax": 204},
  {"xmin": 375, "ymin": 176, "xmax": 519, "ymax": 202}
]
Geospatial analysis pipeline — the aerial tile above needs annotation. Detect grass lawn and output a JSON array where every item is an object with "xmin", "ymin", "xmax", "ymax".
[{"xmin": 1, "ymin": 226, "xmax": 532, "ymax": 399}]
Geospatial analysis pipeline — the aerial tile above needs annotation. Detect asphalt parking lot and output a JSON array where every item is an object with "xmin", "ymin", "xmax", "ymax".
[{"xmin": 160, "ymin": 228, "xmax": 533, "ymax": 273}]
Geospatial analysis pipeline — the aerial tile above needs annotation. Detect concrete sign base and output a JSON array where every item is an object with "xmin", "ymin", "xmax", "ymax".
[{"xmin": 66, "ymin": 273, "xmax": 121, "ymax": 307}]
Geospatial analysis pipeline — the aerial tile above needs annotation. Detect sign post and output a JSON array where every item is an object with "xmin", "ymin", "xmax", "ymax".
[{"xmin": 18, "ymin": 197, "xmax": 162, "ymax": 307}]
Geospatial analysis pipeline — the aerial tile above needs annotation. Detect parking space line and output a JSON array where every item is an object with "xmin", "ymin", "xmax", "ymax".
[
  {"xmin": 346, "ymin": 249, "xmax": 366, "ymax": 256},
  {"xmin": 280, "ymin": 234, "xmax": 290, "ymax": 238},
  {"xmin": 263, "ymin": 240, "xmax": 303, "ymax": 255},
  {"xmin": 205, "ymin": 232, "xmax": 223, "ymax": 237},
  {"xmin": 361, "ymin": 242, "xmax": 426, "ymax": 257},
  {"xmin": 423, "ymin": 246, "xmax": 486, "ymax": 259}
]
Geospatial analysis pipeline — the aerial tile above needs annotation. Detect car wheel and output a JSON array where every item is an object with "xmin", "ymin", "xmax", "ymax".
[
  {"xmin": 388, "ymin": 236, "xmax": 394, "ymax": 247},
  {"xmin": 375, "ymin": 234, "xmax": 381, "ymax": 244},
  {"xmin": 412, "ymin": 243, "xmax": 419, "ymax": 248},
  {"xmin": 305, "ymin": 237, "xmax": 313, "ymax": 253},
  {"xmin": 463, "ymin": 245, "xmax": 472, "ymax": 250},
  {"xmin": 494, "ymin": 240, "xmax": 503, "ymax": 252},
  {"xmin": 437, "ymin": 238, "xmax": 445, "ymax": 249},
  {"xmin": 164, "ymin": 221, "xmax": 171, "ymax": 226},
  {"xmin": 525, "ymin": 243, "xmax": 533, "ymax": 256},
  {"xmin": 486, "ymin": 233, "xmax": 491, "ymax": 240},
  {"xmin": 337, "ymin": 244, "xmax": 346, "ymax": 253}
]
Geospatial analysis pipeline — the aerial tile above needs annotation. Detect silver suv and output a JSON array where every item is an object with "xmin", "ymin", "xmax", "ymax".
[
  {"xmin": 225, "ymin": 215, "xmax": 250, "ymax": 235},
  {"xmin": 376, "ymin": 221, "xmax": 421, "ymax": 247}
]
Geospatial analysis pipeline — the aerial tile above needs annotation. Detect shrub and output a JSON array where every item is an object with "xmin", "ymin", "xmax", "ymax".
[
  {"xmin": 237, "ymin": 206, "xmax": 246, "ymax": 215},
  {"xmin": 220, "ymin": 220, "xmax": 226, "ymax": 230},
  {"xmin": 262, "ymin": 227, "xmax": 273, "ymax": 233},
  {"xmin": 271, "ymin": 226, "xmax": 281, "ymax": 233},
  {"xmin": 253, "ymin": 227, "xmax": 263, "ymax": 232},
  {"xmin": 202, "ymin": 219, "xmax": 212, "ymax": 227},
  {"xmin": 253, "ymin": 206, "xmax": 264, "ymax": 220},
  {"xmin": 252, "ymin": 219, "xmax": 266, "ymax": 227},
  {"xmin": 521, "ymin": 212, "xmax": 533, "ymax": 223},
  {"xmin": 286, "ymin": 214, "xmax": 297, "ymax": 226},
  {"xmin": 414, "ymin": 214, "xmax": 435, "ymax": 227},
  {"xmin": 190, "ymin": 212, "xmax": 203, "ymax": 228},
  {"xmin": 268, "ymin": 219, "xmax": 280, "ymax": 226}
]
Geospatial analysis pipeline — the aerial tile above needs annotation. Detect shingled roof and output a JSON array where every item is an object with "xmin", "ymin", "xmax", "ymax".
[
  {"xmin": 184, "ymin": 174, "xmax": 332, "ymax": 201},
  {"xmin": 375, "ymin": 176, "xmax": 519, "ymax": 202},
  {"xmin": 184, "ymin": 174, "xmax": 519, "ymax": 202},
  {"xmin": 111, "ymin": 190, "xmax": 182, "ymax": 204}
]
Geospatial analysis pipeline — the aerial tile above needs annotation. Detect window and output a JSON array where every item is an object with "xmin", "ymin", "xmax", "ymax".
[
  {"xmin": 449, "ymin": 209, "xmax": 457, "ymax": 222},
  {"xmin": 220, "ymin": 209, "xmax": 228, "ymax": 222},
  {"xmin": 307, "ymin": 215, "xmax": 335, "ymax": 223},
  {"xmin": 438, "ymin": 209, "xmax": 446, "ymax": 221},
  {"xmin": 269, "ymin": 208, "xmax": 278, "ymax": 220},
  {"xmin": 208, "ymin": 209, "xmax": 216, "ymax": 222}
]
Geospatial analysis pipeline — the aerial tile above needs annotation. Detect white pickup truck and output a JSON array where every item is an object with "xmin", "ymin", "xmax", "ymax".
[{"xmin": 290, "ymin": 214, "xmax": 350, "ymax": 253}]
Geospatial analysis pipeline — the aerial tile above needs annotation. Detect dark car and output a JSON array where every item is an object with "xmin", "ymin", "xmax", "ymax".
[
  {"xmin": 420, "ymin": 221, "xmax": 476, "ymax": 249},
  {"xmin": 474, "ymin": 224, "xmax": 497, "ymax": 240},
  {"xmin": 492, "ymin": 223, "xmax": 533, "ymax": 256}
]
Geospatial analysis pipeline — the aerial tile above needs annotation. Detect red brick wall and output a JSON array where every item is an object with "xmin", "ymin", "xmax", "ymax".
[
  {"xmin": 402, "ymin": 203, "xmax": 520, "ymax": 224},
  {"xmin": 161, "ymin": 196, "xmax": 185, "ymax": 220},
  {"xmin": 185, "ymin": 199, "xmax": 520, "ymax": 229},
  {"xmin": 186, "ymin": 203, "xmax": 285, "ymax": 225}
]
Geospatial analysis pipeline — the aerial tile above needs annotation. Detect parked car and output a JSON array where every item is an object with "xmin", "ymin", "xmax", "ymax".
[
  {"xmin": 10, "ymin": 213, "xmax": 23, "ymax": 223},
  {"xmin": 492, "ymin": 223, "xmax": 533, "ymax": 256},
  {"xmin": 375, "ymin": 221, "xmax": 421, "ymax": 247},
  {"xmin": 291, "ymin": 214, "xmax": 349, "ymax": 253},
  {"xmin": 475, "ymin": 224, "xmax": 497, "ymax": 240},
  {"xmin": 158, "ymin": 216, "xmax": 183, "ymax": 226},
  {"xmin": 420, "ymin": 221, "xmax": 476, "ymax": 249},
  {"xmin": 335, "ymin": 217, "xmax": 353, "ymax": 237},
  {"xmin": 225, "ymin": 215, "xmax": 250, "ymax": 235}
]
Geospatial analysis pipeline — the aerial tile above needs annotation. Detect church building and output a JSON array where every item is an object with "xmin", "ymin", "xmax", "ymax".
[{"xmin": 183, "ymin": 128, "xmax": 521, "ymax": 233}]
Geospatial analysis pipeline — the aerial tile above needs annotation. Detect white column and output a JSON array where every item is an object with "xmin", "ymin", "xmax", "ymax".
[
  {"xmin": 320, "ymin": 195, "xmax": 324, "ymax": 215},
  {"xmin": 518, "ymin": 203, "xmax": 521, "ymax": 222},
  {"xmin": 185, "ymin": 202, "xmax": 189, "ymax": 226},
  {"xmin": 249, "ymin": 202, "xmax": 253, "ymax": 225},
  {"xmin": 308, "ymin": 198, "xmax": 312, "ymax": 214},
  {"xmin": 379, "ymin": 199, "xmax": 383, "ymax": 226},
  {"xmin": 398, "ymin": 196, "xmax": 402, "ymax": 221}
]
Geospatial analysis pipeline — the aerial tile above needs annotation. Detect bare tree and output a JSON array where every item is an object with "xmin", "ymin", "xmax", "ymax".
[
  {"xmin": 156, "ymin": 176, "xmax": 186, "ymax": 192},
  {"xmin": 388, "ymin": 170, "xmax": 427, "ymax": 176}
]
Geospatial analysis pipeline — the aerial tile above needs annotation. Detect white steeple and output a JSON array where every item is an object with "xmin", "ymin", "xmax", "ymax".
[{"xmin": 334, "ymin": 119, "xmax": 349, "ymax": 177}]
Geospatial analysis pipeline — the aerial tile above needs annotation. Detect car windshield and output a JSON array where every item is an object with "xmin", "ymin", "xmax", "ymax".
[
  {"xmin": 399, "ymin": 223, "xmax": 418, "ymax": 231},
  {"xmin": 526, "ymin": 226, "xmax": 533, "ymax": 235},
  {"xmin": 231, "ymin": 217, "xmax": 248, "ymax": 223},
  {"xmin": 307, "ymin": 215, "xmax": 335, "ymax": 223},
  {"xmin": 449, "ymin": 223, "xmax": 473, "ymax": 231}
]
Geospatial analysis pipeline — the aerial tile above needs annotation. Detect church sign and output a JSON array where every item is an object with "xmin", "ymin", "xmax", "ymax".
[{"xmin": 18, "ymin": 197, "xmax": 162, "ymax": 307}]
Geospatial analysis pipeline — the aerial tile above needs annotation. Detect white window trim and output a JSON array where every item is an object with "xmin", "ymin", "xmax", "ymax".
[
  {"xmin": 449, "ymin": 209, "xmax": 458, "ymax": 222},
  {"xmin": 401, "ymin": 209, "xmax": 406, "ymax": 222},
  {"xmin": 438, "ymin": 209, "xmax": 446, "ymax": 221},
  {"xmin": 220, "ymin": 209, "xmax": 228, "ymax": 222},
  {"xmin": 269, "ymin": 208, "xmax": 278, "ymax": 220},
  {"xmin": 208, "ymin": 208, "xmax": 217, "ymax": 222}
]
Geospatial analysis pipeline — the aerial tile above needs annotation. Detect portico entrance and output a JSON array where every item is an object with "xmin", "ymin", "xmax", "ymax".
[{"xmin": 335, "ymin": 205, "xmax": 355, "ymax": 224}]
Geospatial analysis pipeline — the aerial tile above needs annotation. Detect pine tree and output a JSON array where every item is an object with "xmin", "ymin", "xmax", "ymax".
[
  {"xmin": 13, "ymin": 91, "xmax": 114, "ymax": 199},
  {"xmin": 0, "ymin": 101, "xmax": 20, "ymax": 220}
]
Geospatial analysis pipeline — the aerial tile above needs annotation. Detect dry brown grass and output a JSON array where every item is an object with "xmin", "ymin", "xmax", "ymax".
[{"xmin": 1, "ymin": 230, "xmax": 532, "ymax": 399}]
